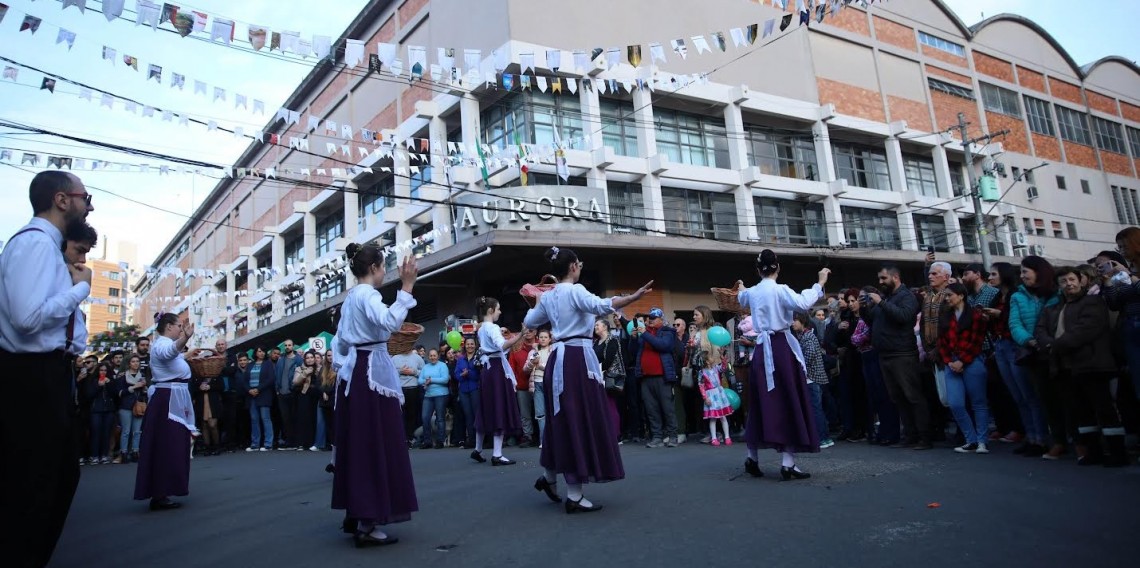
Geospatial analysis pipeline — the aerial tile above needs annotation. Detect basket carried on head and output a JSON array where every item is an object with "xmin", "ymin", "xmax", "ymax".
[
  {"xmin": 188, "ymin": 354, "xmax": 227, "ymax": 378},
  {"xmin": 710, "ymin": 281, "xmax": 750, "ymax": 315},
  {"xmin": 388, "ymin": 322, "xmax": 424, "ymax": 356},
  {"xmin": 520, "ymin": 274, "xmax": 559, "ymax": 308}
]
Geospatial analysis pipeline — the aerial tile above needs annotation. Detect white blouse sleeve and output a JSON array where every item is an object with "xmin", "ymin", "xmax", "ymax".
[
  {"xmin": 568, "ymin": 284, "xmax": 614, "ymax": 316},
  {"xmin": 486, "ymin": 324, "xmax": 507, "ymax": 351},
  {"xmin": 780, "ymin": 283, "xmax": 823, "ymax": 313},
  {"xmin": 151, "ymin": 336, "xmax": 178, "ymax": 363},
  {"xmin": 523, "ymin": 298, "xmax": 550, "ymax": 329},
  {"xmin": 364, "ymin": 289, "xmax": 417, "ymax": 333}
]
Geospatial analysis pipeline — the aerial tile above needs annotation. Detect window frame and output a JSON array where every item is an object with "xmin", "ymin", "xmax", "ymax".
[
  {"xmin": 481, "ymin": 92, "xmax": 583, "ymax": 149},
  {"xmin": 1080, "ymin": 179, "xmax": 1091, "ymax": 195},
  {"xmin": 660, "ymin": 187, "xmax": 738, "ymax": 241},
  {"xmin": 833, "ymin": 143, "xmax": 892, "ymax": 191},
  {"xmin": 913, "ymin": 214, "xmax": 951, "ymax": 253},
  {"xmin": 1023, "ymin": 96, "xmax": 1056, "ymax": 137},
  {"xmin": 1127, "ymin": 126, "xmax": 1140, "ymax": 159},
  {"xmin": 315, "ymin": 215, "xmax": 344, "ymax": 257},
  {"xmin": 918, "ymin": 31, "xmax": 966, "ymax": 57},
  {"xmin": 600, "ymin": 98, "xmax": 638, "ymax": 157},
  {"xmin": 1055, "ymin": 106, "xmax": 1092, "ymax": 146},
  {"xmin": 927, "ymin": 78, "xmax": 975, "ymax": 100},
  {"xmin": 744, "ymin": 126, "xmax": 818, "ymax": 181},
  {"xmin": 1090, "ymin": 116, "xmax": 1126, "ymax": 155},
  {"xmin": 358, "ymin": 177, "xmax": 395, "ymax": 232},
  {"xmin": 1055, "ymin": 175, "xmax": 1067, "ymax": 191},
  {"xmin": 902, "ymin": 154, "xmax": 939, "ymax": 197},
  {"xmin": 753, "ymin": 197, "xmax": 828, "ymax": 246},
  {"xmin": 284, "ymin": 235, "xmax": 305, "ymax": 267},
  {"xmin": 840, "ymin": 206, "xmax": 901, "ymax": 250},
  {"xmin": 980, "ymin": 83, "xmax": 1021, "ymax": 117},
  {"xmin": 653, "ymin": 108, "xmax": 730, "ymax": 168},
  {"xmin": 607, "ymin": 182, "xmax": 647, "ymax": 235}
]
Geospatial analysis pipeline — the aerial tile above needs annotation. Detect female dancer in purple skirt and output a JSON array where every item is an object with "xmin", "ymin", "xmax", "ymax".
[
  {"xmin": 523, "ymin": 247, "xmax": 652, "ymax": 513},
  {"xmin": 134, "ymin": 313, "xmax": 203, "ymax": 511},
  {"xmin": 736, "ymin": 249, "xmax": 830, "ymax": 480},
  {"xmin": 331, "ymin": 243, "xmax": 419, "ymax": 548},
  {"xmin": 470, "ymin": 296, "xmax": 528, "ymax": 465}
]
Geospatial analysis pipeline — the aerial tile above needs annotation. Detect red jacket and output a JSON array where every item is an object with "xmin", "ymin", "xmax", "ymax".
[
  {"xmin": 508, "ymin": 345, "xmax": 532, "ymax": 391},
  {"xmin": 937, "ymin": 305, "xmax": 987, "ymax": 367}
]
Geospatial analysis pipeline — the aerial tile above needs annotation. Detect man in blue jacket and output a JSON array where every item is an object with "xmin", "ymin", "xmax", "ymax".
[
  {"xmin": 634, "ymin": 308, "xmax": 679, "ymax": 448},
  {"xmin": 274, "ymin": 339, "xmax": 302, "ymax": 450}
]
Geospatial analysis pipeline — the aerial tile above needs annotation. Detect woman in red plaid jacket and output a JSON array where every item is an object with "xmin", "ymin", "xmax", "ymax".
[{"xmin": 936, "ymin": 283, "xmax": 991, "ymax": 455}]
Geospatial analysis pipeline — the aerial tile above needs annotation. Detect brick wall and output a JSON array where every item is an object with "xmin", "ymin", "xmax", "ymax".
[
  {"xmin": 1032, "ymin": 134, "xmax": 1062, "ymax": 162},
  {"xmin": 399, "ymin": 82, "xmax": 436, "ymax": 122},
  {"xmin": 1101, "ymin": 151, "xmax": 1135, "ymax": 177},
  {"xmin": 1016, "ymin": 66, "xmax": 1047, "ymax": 94},
  {"xmin": 920, "ymin": 44, "xmax": 968, "ymax": 69},
  {"xmin": 930, "ymin": 90, "xmax": 978, "ymax": 137},
  {"xmin": 1085, "ymin": 90, "xmax": 1119, "ymax": 116},
  {"xmin": 984, "ymin": 112, "xmax": 1030, "ymax": 154},
  {"xmin": 926, "ymin": 65, "xmax": 970, "ymax": 85},
  {"xmin": 973, "ymin": 52, "xmax": 1014, "ymax": 83},
  {"xmin": 818, "ymin": 78, "xmax": 886, "ymax": 122},
  {"xmin": 398, "ymin": 0, "xmax": 428, "ymax": 27},
  {"xmin": 364, "ymin": 101, "xmax": 398, "ymax": 134},
  {"xmin": 872, "ymin": 16, "xmax": 915, "ymax": 51},
  {"xmin": 827, "ymin": 7, "xmax": 869, "ymax": 36},
  {"xmin": 1063, "ymin": 142, "xmax": 1098, "ymax": 169},
  {"xmin": 888, "ymin": 96, "xmax": 932, "ymax": 131},
  {"xmin": 1048, "ymin": 77, "xmax": 1084, "ymax": 106},
  {"xmin": 310, "ymin": 73, "xmax": 349, "ymax": 117},
  {"xmin": 1123, "ymin": 102, "xmax": 1140, "ymax": 123}
]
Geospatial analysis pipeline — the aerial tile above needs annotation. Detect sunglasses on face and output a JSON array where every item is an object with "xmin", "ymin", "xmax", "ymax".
[{"xmin": 64, "ymin": 192, "xmax": 92, "ymax": 206}]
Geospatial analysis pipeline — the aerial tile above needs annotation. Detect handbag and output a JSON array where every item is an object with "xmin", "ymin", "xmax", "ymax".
[
  {"xmin": 519, "ymin": 274, "xmax": 559, "ymax": 308},
  {"xmin": 680, "ymin": 367, "xmax": 694, "ymax": 388},
  {"xmin": 604, "ymin": 338, "xmax": 626, "ymax": 392},
  {"xmin": 132, "ymin": 399, "xmax": 148, "ymax": 417}
]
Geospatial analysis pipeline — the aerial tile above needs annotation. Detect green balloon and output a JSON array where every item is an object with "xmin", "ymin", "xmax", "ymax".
[
  {"xmin": 446, "ymin": 330, "xmax": 463, "ymax": 351},
  {"xmin": 725, "ymin": 389, "xmax": 741, "ymax": 411}
]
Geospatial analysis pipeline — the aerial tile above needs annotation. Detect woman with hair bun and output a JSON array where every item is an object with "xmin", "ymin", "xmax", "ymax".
[
  {"xmin": 330, "ymin": 242, "xmax": 419, "ymax": 548},
  {"xmin": 470, "ymin": 296, "xmax": 528, "ymax": 465},
  {"xmin": 523, "ymin": 247, "xmax": 653, "ymax": 513},
  {"xmin": 736, "ymin": 249, "xmax": 830, "ymax": 481}
]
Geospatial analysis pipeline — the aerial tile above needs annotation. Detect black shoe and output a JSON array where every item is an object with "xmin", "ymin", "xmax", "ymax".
[
  {"xmin": 780, "ymin": 466, "xmax": 811, "ymax": 481},
  {"xmin": 149, "ymin": 498, "xmax": 181, "ymax": 511},
  {"xmin": 912, "ymin": 442, "xmax": 934, "ymax": 451},
  {"xmin": 744, "ymin": 457, "xmax": 763, "ymax": 478},
  {"xmin": 342, "ymin": 518, "xmax": 358, "ymax": 534},
  {"xmin": 1012, "ymin": 443, "xmax": 1029, "ymax": 455},
  {"xmin": 418, "ymin": 443, "xmax": 432, "ymax": 450},
  {"xmin": 433, "ymin": 442, "xmax": 444, "ymax": 449},
  {"xmin": 534, "ymin": 476, "xmax": 560, "ymax": 503},
  {"xmin": 1022, "ymin": 443, "xmax": 1046, "ymax": 457},
  {"xmin": 491, "ymin": 456, "xmax": 516, "ymax": 466},
  {"xmin": 470, "ymin": 450, "xmax": 486, "ymax": 463},
  {"xmin": 564, "ymin": 497, "xmax": 603, "ymax": 514},
  {"xmin": 353, "ymin": 532, "xmax": 399, "ymax": 548},
  {"xmin": 325, "ymin": 463, "xmax": 335, "ymax": 474}
]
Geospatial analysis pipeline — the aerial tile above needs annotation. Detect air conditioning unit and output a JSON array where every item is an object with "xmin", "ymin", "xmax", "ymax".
[
  {"xmin": 1030, "ymin": 244, "xmax": 1045, "ymax": 256},
  {"xmin": 1026, "ymin": 186, "xmax": 1039, "ymax": 201},
  {"xmin": 1012, "ymin": 231, "xmax": 1028, "ymax": 247}
]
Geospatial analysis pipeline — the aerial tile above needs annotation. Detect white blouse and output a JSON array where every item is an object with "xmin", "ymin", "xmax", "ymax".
[
  {"xmin": 147, "ymin": 335, "xmax": 195, "ymax": 432},
  {"xmin": 523, "ymin": 283, "xmax": 616, "ymax": 415},
  {"xmin": 738, "ymin": 278, "xmax": 823, "ymax": 392},
  {"xmin": 477, "ymin": 322, "xmax": 516, "ymax": 385},
  {"xmin": 334, "ymin": 285, "xmax": 416, "ymax": 400}
]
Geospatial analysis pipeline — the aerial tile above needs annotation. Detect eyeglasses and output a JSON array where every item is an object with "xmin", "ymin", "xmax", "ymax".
[{"xmin": 64, "ymin": 192, "xmax": 92, "ymax": 205}]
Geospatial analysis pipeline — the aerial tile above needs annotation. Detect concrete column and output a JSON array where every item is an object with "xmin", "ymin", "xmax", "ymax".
[
  {"xmin": 343, "ymin": 181, "xmax": 359, "ymax": 241},
  {"xmin": 822, "ymin": 196, "xmax": 845, "ymax": 247},
  {"xmin": 725, "ymin": 102, "xmax": 758, "ymax": 241},
  {"xmin": 944, "ymin": 213, "xmax": 965, "ymax": 254},
  {"xmin": 580, "ymin": 79, "xmax": 606, "ymax": 188},
  {"xmin": 225, "ymin": 270, "xmax": 236, "ymax": 341},
  {"xmin": 246, "ymin": 255, "xmax": 259, "ymax": 333},
  {"xmin": 631, "ymin": 83, "xmax": 657, "ymax": 158},
  {"xmin": 931, "ymin": 144, "xmax": 953, "ymax": 200},
  {"xmin": 814, "ymin": 120, "xmax": 845, "ymax": 247},
  {"xmin": 393, "ymin": 147, "xmax": 412, "ymax": 261},
  {"xmin": 886, "ymin": 138, "xmax": 918, "ymax": 251},
  {"xmin": 428, "ymin": 115, "xmax": 453, "ymax": 240},
  {"xmin": 271, "ymin": 234, "xmax": 285, "ymax": 319},
  {"xmin": 459, "ymin": 94, "xmax": 484, "ymax": 191},
  {"xmin": 303, "ymin": 212, "xmax": 317, "ymax": 307}
]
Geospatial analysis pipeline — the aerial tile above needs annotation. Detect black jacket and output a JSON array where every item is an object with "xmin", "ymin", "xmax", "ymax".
[
  {"xmin": 1034, "ymin": 292, "xmax": 1116, "ymax": 378},
  {"xmin": 868, "ymin": 284, "xmax": 920, "ymax": 355}
]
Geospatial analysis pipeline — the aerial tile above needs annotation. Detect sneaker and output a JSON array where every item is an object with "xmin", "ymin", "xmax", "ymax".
[
  {"xmin": 846, "ymin": 432, "xmax": 867, "ymax": 443},
  {"xmin": 645, "ymin": 439, "xmax": 664, "ymax": 448},
  {"xmin": 112, "ymin": 454, "xmax": 124, "ymax": 464},
  {"xmin": 700, "ymin": 435, "xmax": 713, "ymax": 444},
  {"xmin": 711, "ymin": 438, "xmax": 721, "ymax": 447},
  {"xmin": 665, "ymin": 438, "xmax": 678, "ymax": 448},
  {"xmin": 78, "ymin": 458, "xmax": 87, "ymax": 466},
  {"xmin": 309, "ymin": 446, "xmax": 320, "ymax": 452},
  {"xmin": 819, "ymin": 439, "xmax": 835, "ymax": 449},
  {"xmin": 677, "ymin": 434, "xmax": 687, "ymax": 444},
  {"xmin": 246, "ymin": 447, "xmax": 257, "ymax": 452},
  {"xmin": 975, "ymin": 443, "xmax": 990, "ymax": 454},
  {"xmin": 1042, "ymin": 444, "xmax": 1067, "ymax": 460},
  {"xmin": 259, "ymin": 447, "xmax": 269, "ymax": 452},
  {"xmin": 100, "ymin": 457, "xmax": 111, "ymax": 465},
  {"xmin": 954, "ymin": 443, "xmax": 979, "ymax": 454},
  {"xmin": 1000, "ymin": 432, "xmax": 1023, "ymax": 444},
  {"xmin": 724, "ymin": 437, "xmax": 733, "ymax": 446}
]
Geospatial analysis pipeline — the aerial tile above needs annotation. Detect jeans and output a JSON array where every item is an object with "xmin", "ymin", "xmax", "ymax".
[
  {"xmin": 533, "ymin": 383, "xmax": 547, "ymax": 444},
  {"xmin": 945, "ymin": 359, "xmax": 990, "ymax": 445},
  {"xmin": 117, "ymin": 409, "xmax": 142, "ymax": 454},
  {"xmin": 88, "ymin": 411, "xmax": 115, "ymax": 459},
  {"xmin": 993, "ymin": 339, "xmax": 1048, "ymax": 444},
  {"xmin": 862, "ymin": 350, "xmax": 900, "ymax": 443},
  {"xmin": 249, "ymin": 405, "xmax": 274, "ymax": 449},
  {"xmin": 807, "ymin": 382, "xmax": 829, "ymax": 442},
  {"xmin": 421, "ymin": 395, "xmax": 448, "ymax": 444},
  {"xmin": 640, "ymin": 376, "xmax": 678, "ymax": 441},
  {"xmin": 458, "ymin": 389, "xmax": 480, "ymax": 446},
  {"xmin": 516, "ymin": 390, "xmax": 535, "ymax": 440},
  {"xmin": 879, "ymin": 353, "xmax": 930, "ymax": 444}
]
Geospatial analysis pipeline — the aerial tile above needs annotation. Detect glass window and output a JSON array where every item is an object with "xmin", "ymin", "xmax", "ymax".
[
  {"xmin": 109, "ymin": 272, "xmax": 121, "ymax": 281},
  {"xmin": 744, "ymin": 126, "xmax": 818, "ymax": 180},
  {"xmin": 1055, "ymin": 176, "xmax": 1067, "ymax": 190},
  {"xmin": 600, "ymin": 98, "xmax": 637, "ymax": 157},
  {"xmin": 109, "ymin": 304, "xmax": 120, "ymax": 314},
  {"xmin": 108, "ymin": 288, "xmax": 120, "ymax": 297},
  {"xmin": 661, "ymin": 187, "xmax": 737, "ymax": 240},
  {"xmin": 902, "ymin": 154, "xmax": 939, "ymax": 197},
  {"xmin": 918, "ymin": 31, "xmax": 966, "ymax": 57},
  {"xmin": 284, "ymin": 293, "xmax": 304, "ymax": 316},
  {"xmin": 948, "ymin": 162, "xmax": 966, "ymax": 196},
  {"xmin": 959, "ymin": 217, "xmax": 979, "ymax": 254},
  {"xmin": 927, "ymin": 78, "xmax": 974, "ymax": 100},
  {"xmin": 1024, "ymin": 96, "xmax": 1056, "ymax": 137},
  {"xmin": 316, "ymin": 215, "xmax": 344, "ymax": 257},
  {"xmin": 481, "ymin": 92, "xmax": 581, "ymax": 149},
  {"xmin": 411, "ymin": 223, "xmax": 434, "ymax": 258},
  {"xmin": 1111, "ymin": 186, "xmax": 1140, "ymax": 225},
  {"xmin": 833, "ymin": 143, "xmax": 892, "ymax": 191},
  {"xmin": 317, "ymin": 277, "xmax": 344, "ymax": 302},
  {"xmin": 1091, "ymin": 117, "xmax": 1126, "ymax": 154},
  {"xmin": 380, "ymin": 229, "xmax": 397, "ymax": 271},
  {"xmin": 754, "ymin": 198, "xmax": 827, "ymax": 246},
  {"xmin": 914, "ymin": 214, "xmax": 950, "ymax": 252},
  {"xmin": 1128, "ymin": 126, "xmax": 1140, "ymax": 158},
  {"xmin": 1055, "ymin": 106, "xmax": 1092, "ymax": 146},
  {"xmin": 980, "ymin": 83, "xmax": 1021, "ymax": 117},
  {"xmin": 654, "ymin": 108, "xmax": 730, "ymax": 168},
  {"xmin": 1066, "ymin": 223, "xmax": 1078, "ymax": 240},
  {"xmin": 284, "ymin": 236, "xmax": 304, "ymax": 267},
  {"xmin": 607, "ymin": 182, "xmax": 647, "ymax": 235},
  {"xmin": 358, "ymin": 177, "xmax": 395, "ymax": 232},
  {"xmin": 840, "ymin": 207, "xmax": 901, "ymax": 250},
  {"xmin": 409, "ymin": 167, "xmax": 432, "ymax": 200},
  {"xmin": 107, "ymin": 322, "xmax": 117, "ymax": 331},
  {"xmin": 1081, "ymin": 179, "xmax": 1091, "ymax": 194}
]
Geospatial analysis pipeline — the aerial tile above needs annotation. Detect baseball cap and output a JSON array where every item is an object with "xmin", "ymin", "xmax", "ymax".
[{"xmin": 648, "ymin": 308, "xmax": 664, "ymax": 319}]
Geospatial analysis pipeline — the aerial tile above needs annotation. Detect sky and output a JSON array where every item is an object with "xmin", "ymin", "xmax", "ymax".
[{"xmin": 0, "ymin": 0, "xmax": 1137, "ymax": 268}]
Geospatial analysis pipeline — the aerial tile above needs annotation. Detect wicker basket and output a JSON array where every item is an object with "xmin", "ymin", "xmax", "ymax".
[
  {"xmin": 520, "ymin": 274, "xmax": 559, "ymax": 308},
  {"xmin": 710, "ymin": 282, "xmax": 749, "ymax": 315},
  {"xmin": 388, "ymin": 322, "xmax": 424, "ymax": 356},
  {"xmin": 188, "ymin": 355, "xmax": 227, "ymax": 378}
]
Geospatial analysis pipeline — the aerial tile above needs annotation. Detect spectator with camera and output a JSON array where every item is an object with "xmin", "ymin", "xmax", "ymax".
[{"xmin": 865, "ymin": 264, "xmax": 929, "ymax": 449}]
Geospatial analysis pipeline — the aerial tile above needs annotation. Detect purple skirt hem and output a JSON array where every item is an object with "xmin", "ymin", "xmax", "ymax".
[
  {"xmin": 133, "ymin": 388, "xmax": 191, "ymax": 500},
  {"xmin": 744, "ymin": 333, "xmax": 820, "ymax": 454},
  {"xmin": 539, "ymin": 346, "xmax": 625, "ymax": 485}
]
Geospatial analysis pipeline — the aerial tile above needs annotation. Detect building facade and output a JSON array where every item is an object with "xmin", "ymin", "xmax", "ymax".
[
  {"xmin": 131, "ymin": 0, "xmax": 1140, "ymax": 350},
  {"xmin": 85, "ymin": 259, "xmax": 130, "ymax": 337}
]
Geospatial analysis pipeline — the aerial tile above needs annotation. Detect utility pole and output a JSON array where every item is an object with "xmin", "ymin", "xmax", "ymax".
[{"xmin": 956, "ymin": 112, "xmax": 1009, "ymax": 270}]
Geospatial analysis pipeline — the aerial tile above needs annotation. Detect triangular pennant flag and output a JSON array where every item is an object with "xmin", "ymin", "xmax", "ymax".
[
  {"xmin": 671, "ymin": 39, "xmax": 688, "ymax": 59},
  {"xmin": 346, "ymin": 39, "xmax": 365, "ymax": 68},
  {"xmin": 606, "ymin": 48, "xmax": 621, "ymax": 69},
  {"xmin": 171, "ymin": 73, "xmax": 185, "ymax": 89},
  {"xmin": 649, "ymin": 43, "xmax": 667, "ymax": 64},
  {"xmin": 211, "ymin": 18, "xmax": 235, "ymax": 44},
  {"xmin": 56, "ymin": 29, "xmax": 77, "ymax": 50},
  {"xmin": 691, "ymin": 35, "xmax": 711, "ymax": 54},
  {"xmin": 102, "ymin": 46, "xmax": 116, "ymax": 63},
  {"xmin": 40, "ymin": 77, "xmax": 56, "ymax": 94},
  {"xmin": 147, "ymin": 64, "xmax": 162, "ymax": 82},
  {"xmin": 249, "ymin": 26, "xmax": 269, "ymax": 51},
  {"xmin": 63, "ymin": 0, "xmax": 88, "ymax": 13},
  {"xmin": 779, "ymin": 13, "xmax": 794, "ymax": 32},
  {"xmin": 712, "ymin": 32, "xmax": 727, "ymax": 52},
  {"xmin": 729, "ymin": 28, "xmax": 746, "ymax": 48},
  {"xmin": 551, "ymin": 78, "xmax": 562, "ymax": 93},
  {"xmin": 20, "ymin": 16, "xmax": 42, "ymax": 34},
  {"xmin": 627, "ymin": 45, "xmax": 642, "ymax": 67},
  {"xmin": 520, "ymin": 52, "xmax": 535, "ymax": 73}
]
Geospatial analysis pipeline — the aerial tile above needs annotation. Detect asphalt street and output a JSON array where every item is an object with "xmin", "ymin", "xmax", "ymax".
[{"xmin": 51, "ymin": 439, "xmax": 1140, "ymax": 567}]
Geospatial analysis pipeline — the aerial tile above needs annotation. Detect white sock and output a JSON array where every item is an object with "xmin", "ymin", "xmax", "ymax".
[
  {"xmin": 544, "ymin": 468, "xmax": 557, "ymax": 483},
  {"xmin": 474, "ymin": 432, "xmax": 484, "ymax": 453},
  {"xmin": 719, "ymin": 418, "xmax": 730, "ymax": 440},
  {"xmin": 566, "ymin": 483, "xmax": 592, "ymax": 507},
  {"xmin": 493, "ymin": 434, "xmax": 504, "ymax": 458},
  {"xmin": 747, "ymin": 447, "xmax": 758, "ymax": 461},
  {"xmin": 330, "ymin": 446, "xmax": 336, "ymax": 465},
  {"xmin": 361, "ymin": 523, "xmax": 387, "ymax": 539},
  {"xmin": 781, "ymin": 452, "xmax": 795, "ymax": 468},
  {"xmin": 708, "ymin": 420, "xmax": 717, "ymax": 440}
]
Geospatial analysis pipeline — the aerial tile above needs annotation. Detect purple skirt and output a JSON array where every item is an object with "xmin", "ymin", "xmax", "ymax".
[
  {"xmin": 133, "ymin": 388, "xmax": 190, "ymax": 500},
  {"xmin": 744, "ymin": 333, "xmax": 820, "ymax": 454},
  {"xmin": 539, "ymin": 346, "xmax": 625, "ymax": 485},
  {"xmin": 331, "ymin": 350, "xmax": 418, "ymax": 525},
  {"xmin": 477, "ymin": 357, "xmax": 522, "ymax": 437}
]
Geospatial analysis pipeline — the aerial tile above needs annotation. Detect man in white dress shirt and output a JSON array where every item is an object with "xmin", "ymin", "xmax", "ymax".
[{"xmin": 0, "ymin": 171, "xmax": 94, "ymax": 568}]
